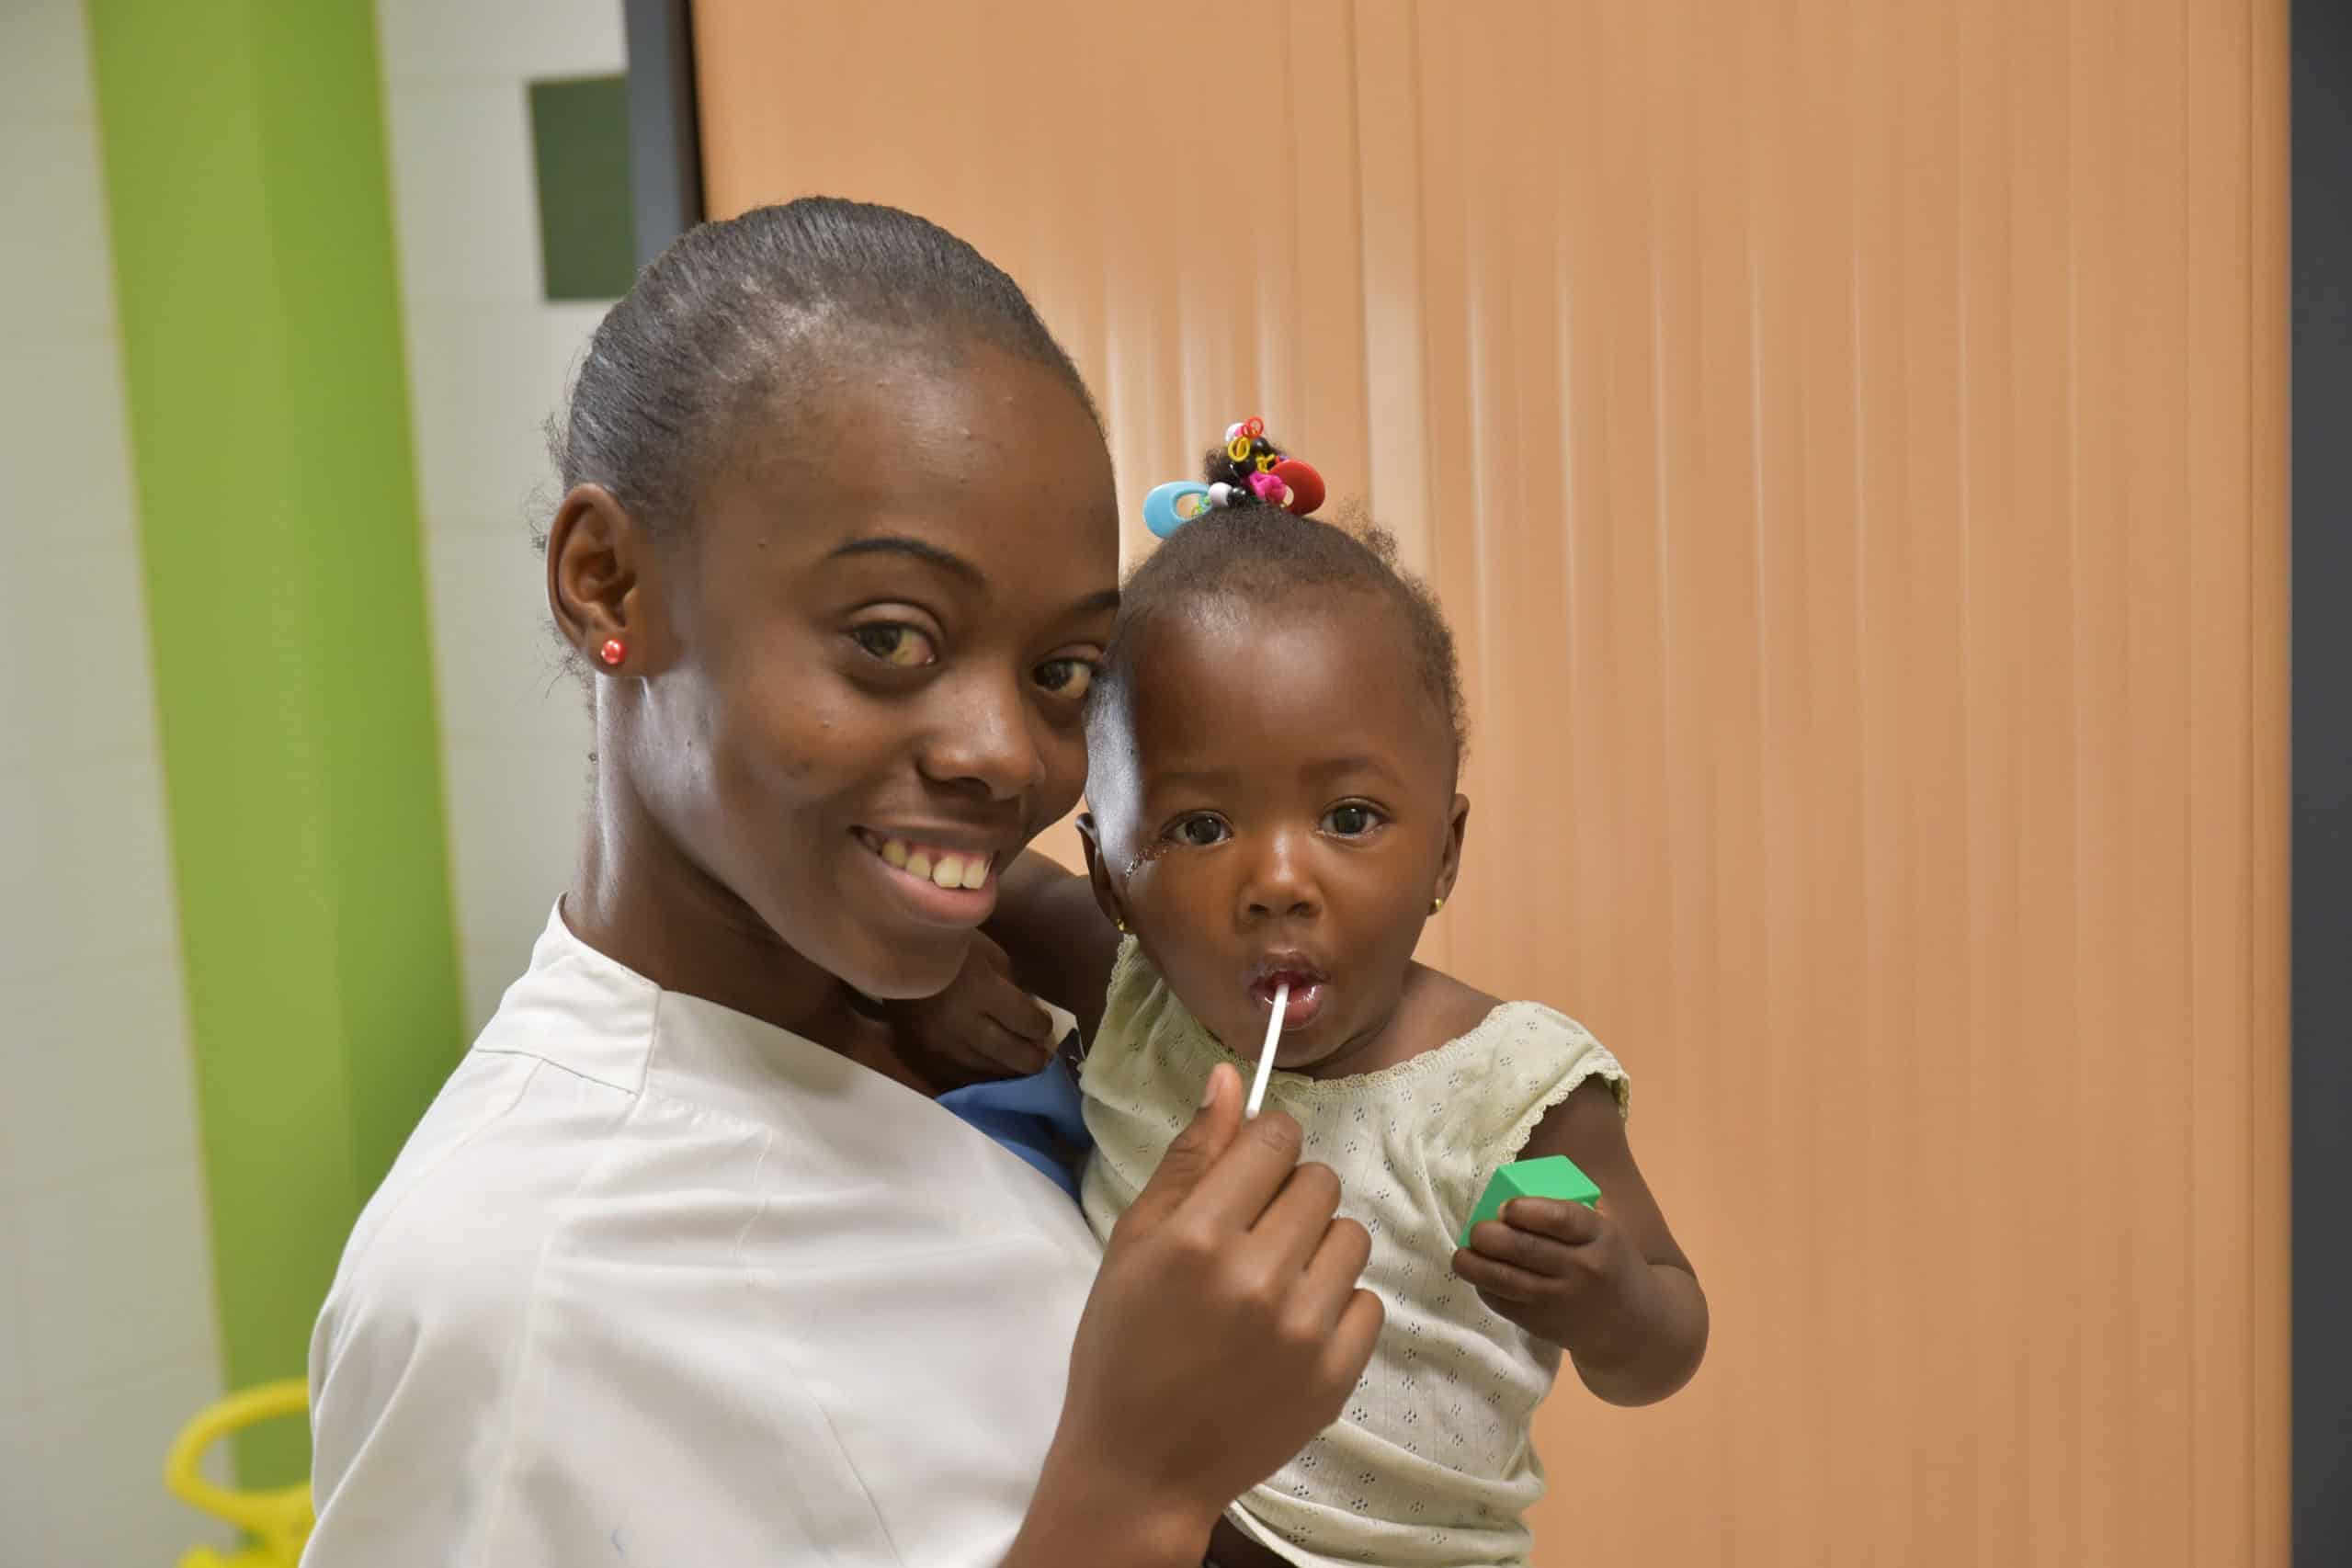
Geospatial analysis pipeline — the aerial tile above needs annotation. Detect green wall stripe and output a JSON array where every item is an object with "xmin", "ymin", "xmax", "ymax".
[{"xmin": 87, "ymin": 0, "xmax": 464, "ymax": 1484}]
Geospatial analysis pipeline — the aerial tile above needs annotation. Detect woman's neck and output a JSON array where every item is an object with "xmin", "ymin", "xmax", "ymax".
[{"xmin": 565, "ymin": 772, "xmax": 892, "ymax": 1064}]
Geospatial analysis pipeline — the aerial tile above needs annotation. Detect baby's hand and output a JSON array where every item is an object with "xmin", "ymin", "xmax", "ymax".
[
  {"xmin": 1450, "ymin": 1197, "xmax": 1653, "ymax": 1353},
  {"xmin": 878, "ymin": 931, "xmax": 1058, "ymax": 1091}
]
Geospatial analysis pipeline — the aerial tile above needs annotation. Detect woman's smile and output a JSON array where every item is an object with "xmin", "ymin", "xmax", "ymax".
[{"xmin": 853, "ymin": 824, "xmax": 1009, "ymax": 926}]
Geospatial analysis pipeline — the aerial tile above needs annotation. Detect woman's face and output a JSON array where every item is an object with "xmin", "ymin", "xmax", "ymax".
[{"xmin": 612, "ymin": 344, "xmax": 1119, "ymax": 1002}]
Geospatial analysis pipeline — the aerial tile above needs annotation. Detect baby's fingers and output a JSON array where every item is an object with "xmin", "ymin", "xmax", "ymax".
[
  {"xmin": 976, "ymin": 1015, "xmax": 1055, "ymax": 1074},
  {"xmin": 983, "ymin": 990, "xmax": 1056, "ymax": 1048},
  {"xmin": 1463, "ymin": 1218, "xmax": 1585, "ymax": 1281},
  {"xmin": 1502, "ymin": 1197, "xmax": 1605, "ymax": 1244},
  {"xmin": 1450, "ymin": 1244, "xmax": 1554, "ymax": 1304}
]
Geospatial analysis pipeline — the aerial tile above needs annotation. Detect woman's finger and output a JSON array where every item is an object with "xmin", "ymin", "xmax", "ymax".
[
  {"xmin": 1255, "ymin": 1160, "xmax": 1345, "ymax": 1274},
  {"xmin": 1117, "ymin": 1064, "xmax": 1245, "ymax": 1231},
  {"xmin": 1316, "ymin": 1288, "xmax": 1386, "ymax": 1397},
  {"xmin": 1294, "ymin": 1214, "xmax": 1373, "ymax": 1325},
  {"xmin": 1176, "ymin": 1107, "xmax": 1309, "ymax": 1234}
]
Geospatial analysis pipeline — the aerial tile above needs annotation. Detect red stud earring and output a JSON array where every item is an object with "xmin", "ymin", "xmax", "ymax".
[{"xmin": 598, "ymin": 639, "xmax": 627, "ymax": 667}]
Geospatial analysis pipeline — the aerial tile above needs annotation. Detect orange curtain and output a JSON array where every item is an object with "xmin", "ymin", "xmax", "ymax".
[{"xmin": 693, "ymin": 3, "xmax": 2290, "ymax": 1562}]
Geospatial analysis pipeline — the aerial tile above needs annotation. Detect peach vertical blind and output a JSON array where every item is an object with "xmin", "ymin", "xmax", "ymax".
[{"xmin": 693, "ymin": 3, "xmax": 2289, "ymax": 1562}]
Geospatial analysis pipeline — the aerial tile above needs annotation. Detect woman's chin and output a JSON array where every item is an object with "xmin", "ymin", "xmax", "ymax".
[{"xmin": 833, "ymin": 926, "xmax": 971, "ymax": 1005}]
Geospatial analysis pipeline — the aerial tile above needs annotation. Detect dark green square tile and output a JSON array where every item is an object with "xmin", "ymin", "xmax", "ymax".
[{"xmin": 528, "ymin": 74, "xmax": 636, "ymax": 301}]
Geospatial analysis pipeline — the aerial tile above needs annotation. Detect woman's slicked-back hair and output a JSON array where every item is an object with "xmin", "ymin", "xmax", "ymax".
[{"xmin": 545, "ymin": 196, "xmax": 1096, "ymax": 537}]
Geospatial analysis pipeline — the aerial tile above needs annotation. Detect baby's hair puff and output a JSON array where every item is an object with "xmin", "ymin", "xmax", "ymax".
[{"xmin": 1089, "ymin": 421, "xmax": 1468, "ymax": 772}]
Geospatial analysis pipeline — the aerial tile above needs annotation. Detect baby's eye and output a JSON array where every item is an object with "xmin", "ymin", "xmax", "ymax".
[
  {"xmin": 1035, "ymin": 658, "xmax": 1096, "ymax": 700},
  {"xmin": 851, "ymin": 624, "xmax": 937, "ymax": 667},
  {"xmin": 1168, "ymin": 814, "xmax": 1231, "ymax": 848},
  {"xmin": 1322, "ymin": 803, "xmax": 1384, "ymax": 837}
]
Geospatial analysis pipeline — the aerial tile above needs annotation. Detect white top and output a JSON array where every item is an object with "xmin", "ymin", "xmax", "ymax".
[
  {"xmin": 305, "ymin": 908, "xmax": 1104, "ymax": 1567},
  {"xmin": 1081, "ymin": 941, "xmax": 1628, "ymax": 1568}
]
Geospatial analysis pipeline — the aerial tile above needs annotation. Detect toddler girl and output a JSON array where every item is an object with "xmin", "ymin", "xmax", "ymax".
[{"xmin": 1005, "ymin": 425, "xmax": 1711, "ymax": 1567}]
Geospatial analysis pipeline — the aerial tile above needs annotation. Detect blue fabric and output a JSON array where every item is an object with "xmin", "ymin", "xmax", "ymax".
[{"xmin": 937, "ymin": 1047, "xmax": 1092, "ymax": 1199}]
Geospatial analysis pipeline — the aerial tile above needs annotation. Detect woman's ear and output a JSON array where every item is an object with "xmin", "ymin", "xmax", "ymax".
[
  {"xmin": 546, "ymin": 483, "xmax": 664, "ymax": 672},
  {"xmin": 1076, "ymin": 812, "xmax": 1127, "ymax": 933},
  {"xmin": 1435, "ymin": 793, "xmax": 1470, "ymax": 907}
]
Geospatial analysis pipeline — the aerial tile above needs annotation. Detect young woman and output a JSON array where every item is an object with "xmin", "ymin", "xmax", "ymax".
[{"xmin": 304, "ymin": 199, "xmax": 1379, "ymax": 1568}]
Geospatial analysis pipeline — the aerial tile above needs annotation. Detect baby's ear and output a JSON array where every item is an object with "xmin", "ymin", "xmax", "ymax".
[
  {"xmin": 1076, "ymin": 814, "xmax": 1120, "ymax": 927},
  {"xmin": 1437, "ymin": 793, "xmax": 1471, "ymax": 903}
]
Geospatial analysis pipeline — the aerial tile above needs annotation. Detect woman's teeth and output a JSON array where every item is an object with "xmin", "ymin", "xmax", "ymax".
[{"xmin": 875, "ymin": 837, "xmax": 991, "ymax": 891}]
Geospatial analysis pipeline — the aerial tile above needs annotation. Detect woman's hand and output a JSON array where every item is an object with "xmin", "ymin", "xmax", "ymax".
[
  {"xmin": 1006, "ymin": 1064, "xmax": 1383, "ymax": 1567},
  {"xmin": 878, "ymin": 932, "xmax": 1058, "ymax": 1090}
]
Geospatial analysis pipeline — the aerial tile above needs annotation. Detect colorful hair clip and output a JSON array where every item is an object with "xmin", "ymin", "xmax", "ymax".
[
  {"xmin": 1270, "ymin": 458, "xmax": 1325, "ymax": 516},
  {"xmin": 1143, "ymin": 481, "xmax": 1215, "ymax": 539},
  {"xmin": 1149, "ymin": 421, "xmax": 1326, "ymax": 536}
]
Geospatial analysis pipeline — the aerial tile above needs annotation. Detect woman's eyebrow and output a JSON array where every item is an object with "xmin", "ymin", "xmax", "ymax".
[
  {"xmin": 825, "ymin": 537, "xmax": 1118, "ymax": 617},
  {"xmin": 824, "ymin": 534, "xmax": 984, "ymax": 584}
]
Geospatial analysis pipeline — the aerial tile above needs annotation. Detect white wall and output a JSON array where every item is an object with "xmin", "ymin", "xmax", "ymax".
[
  {"xmin": 0, "ymin": 0, "xmax": 635, "ymax": 1554},
  {"xmin": 0, "ymin": 1, "xmax": 233, "ymax": 1561},
  {"xmin": 376, "ymin": 0, "xmax": 625, "ymax": 1033}
]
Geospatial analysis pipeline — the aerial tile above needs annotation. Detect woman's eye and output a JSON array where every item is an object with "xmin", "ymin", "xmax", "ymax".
[
  {"xmin": 1323, "ymin": 803, "xmax": 1382, "ymax": 836},
  {"xmin": 1170, "ymin": 814, "xmax": 1230, "ymax": 848},
  {"xmin": 851, "ymin": 624, "xmax": 936, "ymax": 667},
  {"xmin": 1035, "ymin": 658, "xmax": 1096, "ymax": 700}
]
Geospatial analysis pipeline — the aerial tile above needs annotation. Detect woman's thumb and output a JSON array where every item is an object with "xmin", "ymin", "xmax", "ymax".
[{"xmin": 1126, "ymin": 1063, "xmax": 1242, "ymax": 1221}]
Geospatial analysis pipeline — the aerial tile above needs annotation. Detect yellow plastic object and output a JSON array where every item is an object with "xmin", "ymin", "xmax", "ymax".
[{"xmin": 164, "ymin": 1380, "xmax": 314, "ymax": 1568}]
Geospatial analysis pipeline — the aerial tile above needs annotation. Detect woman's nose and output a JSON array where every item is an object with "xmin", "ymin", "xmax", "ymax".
[{"xmin": 915, "ymin": 670, "xmax": 1049, "ymax": 801}]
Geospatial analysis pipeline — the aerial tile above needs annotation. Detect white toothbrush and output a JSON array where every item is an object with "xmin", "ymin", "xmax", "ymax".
[{"xmin": 1244, "ymin": 983, "xmax": 1289, "ymax": 1119}]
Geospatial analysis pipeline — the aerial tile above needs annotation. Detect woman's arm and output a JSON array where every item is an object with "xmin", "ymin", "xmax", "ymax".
[{"xmin": 1451, "ymin": 1079, "xmax": 1710, "ymax": 1406}]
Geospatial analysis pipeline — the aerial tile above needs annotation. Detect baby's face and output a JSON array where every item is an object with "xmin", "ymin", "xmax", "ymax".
[{"xmin": 1093, "ymin": 592, "xmax": 1465, "ymax": 1075}]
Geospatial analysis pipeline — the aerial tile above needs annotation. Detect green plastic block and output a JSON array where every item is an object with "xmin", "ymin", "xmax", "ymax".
[{"xmin": 1458, "ymin": 1155, "xmax": 1601, "ymax": 1246}]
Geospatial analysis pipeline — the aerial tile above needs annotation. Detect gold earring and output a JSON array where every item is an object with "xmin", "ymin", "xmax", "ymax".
[
  {"xmin": 1116, "ymin": 915, "xmax": 1130, "ymax": 934},
  {"xmin": 1430, "ymin": 895, "xmax": 1446, "ymax": 915}
]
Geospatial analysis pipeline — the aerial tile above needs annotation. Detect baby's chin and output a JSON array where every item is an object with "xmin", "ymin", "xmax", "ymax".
[{"xmin": 1201, "ymin": 1015, "xmax": 1354, "ymax": 1077}]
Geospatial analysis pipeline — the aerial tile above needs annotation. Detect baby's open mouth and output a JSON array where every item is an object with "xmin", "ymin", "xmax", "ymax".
[{"xmin": 1248, "ymin": 953, "xmax": 1328, "ymax": 1027}]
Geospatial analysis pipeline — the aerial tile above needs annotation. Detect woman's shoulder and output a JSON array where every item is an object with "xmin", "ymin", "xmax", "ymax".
[{"xmin": 321, "ymin": 1047, "xmax": 638, "ymax": 1345}]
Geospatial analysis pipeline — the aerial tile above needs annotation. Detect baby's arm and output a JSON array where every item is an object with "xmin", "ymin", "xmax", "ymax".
[
  {"xmin": 985, "ymin": 848, "xmax": 1124, "ymax": 1044},
  {"xmin": 875, "ymin": 853, "xmax": 1119, "ymax": 1091},
  {"xmin": 1451, "ymin": 1080, "xmax": 1710, "ymax": 1405}
]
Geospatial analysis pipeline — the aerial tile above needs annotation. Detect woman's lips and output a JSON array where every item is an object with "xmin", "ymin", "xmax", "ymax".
[{"xmin": 853, "ymin": 828, "xmax": 1003, "ymax": 926}]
